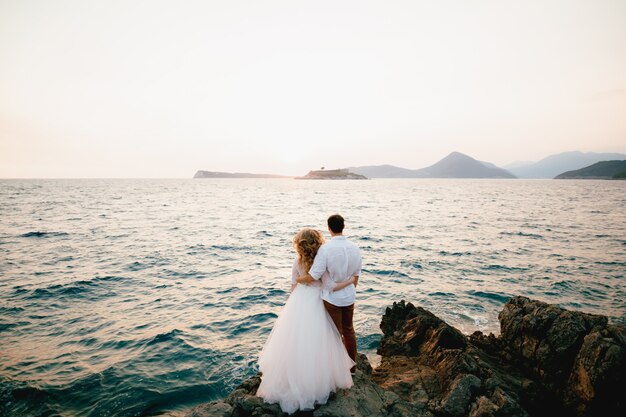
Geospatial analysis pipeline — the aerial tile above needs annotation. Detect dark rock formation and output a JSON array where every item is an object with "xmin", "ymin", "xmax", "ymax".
[
  {"xmin": 186, "ymin": 297, "xmax": 625, "ymax": 417},
  {"xmin": 374, "ymin": 300, "xmax": 528, "ymax": 417},
  {"xmin": 374, "ymin": 297, "xmax": 624, "ymax": 417}
]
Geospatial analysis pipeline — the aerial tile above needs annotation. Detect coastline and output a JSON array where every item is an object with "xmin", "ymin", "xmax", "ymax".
[{"xmin": 187, "ymin": 296, "xmax": 625, "ymax": 417}]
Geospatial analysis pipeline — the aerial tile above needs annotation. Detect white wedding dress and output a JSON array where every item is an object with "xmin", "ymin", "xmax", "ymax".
[{"xmin": 256, "ymin": 260, "xmax": 355, "ymax": 414}]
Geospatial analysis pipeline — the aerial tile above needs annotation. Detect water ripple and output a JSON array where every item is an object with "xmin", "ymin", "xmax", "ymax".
[{"xmin": 0, "ymin": 178, "xmax": 624, "ymax": 416}]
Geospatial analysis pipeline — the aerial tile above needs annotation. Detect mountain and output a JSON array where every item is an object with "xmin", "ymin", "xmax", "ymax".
[
  {"xmin": 555, "ymin": 160, "xmax": 626, "ymax": 179},
  {"xmin": 296, "ymin": 169, "xmax": 367, "ymax": 180},
  {"xmin": 479, "ymin": 161, "xmax": 499, "ymax": 169},
  {"xmin": 193, "ymin": 170, "xmax": 289, "ymax": 178},
  {"xmin": 349, "ymin": 152, "xmax": 515, "ymax": 178},
  {"xmin": 508, "ymin": 151, "xmax": 626, "ymax": 178},
  {"xmin": 411, "ymin": 152, "xmax": 516, "ymax": 178}
]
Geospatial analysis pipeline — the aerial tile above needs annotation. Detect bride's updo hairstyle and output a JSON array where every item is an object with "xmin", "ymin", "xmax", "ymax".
[{"xmin": 293, "ymin": 228, "xmax": 325, "ymax": 273}]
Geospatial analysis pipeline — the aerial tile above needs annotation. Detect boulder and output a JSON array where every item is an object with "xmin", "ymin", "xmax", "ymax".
[{"xmin": 564, "ymin": 324, "xmax": 626, "ymax": 415}]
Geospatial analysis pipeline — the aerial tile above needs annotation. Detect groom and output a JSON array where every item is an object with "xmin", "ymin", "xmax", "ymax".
[{"xmin": 297, "ymin": 214, "xmax": 361, "ymax": 371}]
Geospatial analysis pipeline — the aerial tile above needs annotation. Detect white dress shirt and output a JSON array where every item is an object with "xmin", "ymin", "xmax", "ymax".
[{"xmin": 308, "ymin": 235, "xmax": 362, "ymax": 307}]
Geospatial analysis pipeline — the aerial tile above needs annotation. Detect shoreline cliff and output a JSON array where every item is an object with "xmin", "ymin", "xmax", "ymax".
[{"xmin": 187, "ymin": 297, "xmax": 625, "ymax": 417}]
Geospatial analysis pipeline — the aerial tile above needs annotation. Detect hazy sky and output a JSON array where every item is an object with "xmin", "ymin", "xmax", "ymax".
[{"xmin": 1, "ymin": 0, "xmax": 625, "ymax": 178}]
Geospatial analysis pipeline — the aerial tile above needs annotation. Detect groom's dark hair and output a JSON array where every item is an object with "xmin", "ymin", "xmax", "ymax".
[{"xmin": 327, "ymin": 214, "xmax": 345, "ymax": 233}]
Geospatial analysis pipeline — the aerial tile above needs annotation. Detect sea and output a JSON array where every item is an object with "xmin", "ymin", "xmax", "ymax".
[{"xmin": 1, "ymin": 178, "xmax": 625, "ymax": 416}]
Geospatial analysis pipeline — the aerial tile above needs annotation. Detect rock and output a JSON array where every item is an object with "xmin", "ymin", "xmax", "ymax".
[
  {"xmin": 490, "ymin": 386, "xmax": 528, "ymax": 417},
  {"xmin": 440, "ymin": 374, "xmax": 482, "ymax": 417},
  {"xmin": 373, "ymin": 296, "xmax": 623, "ymax": 417},
  {"xmin": 374, "ymin": 303, "xmax": 502, "ymax": 416},
  {"xmin": 187, "ymin": 297, "xmax": 625, "ymax": 417},
  {"xmin": 378, "ymin": 300, "xmax": 467, "ymax": 357},
  {"xmin": 186, "ymin": 401, "xmax": 233, "ymax": 417},
  {"xmin": 564, "ymin": 324, "xmax": 626, "ymax": 415},
  {"xmin": 497, "ymin": 297, "xmax": 610, "ymax": 412}
]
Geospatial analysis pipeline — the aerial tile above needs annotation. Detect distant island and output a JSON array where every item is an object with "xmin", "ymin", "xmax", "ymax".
[
  {"xmin": 348, "ymin": 152, "xmax": 516, "ymax": 178},
  {"xmin": 296, "ymin": 168, "xmax": 368, "ymax": 180},
  {"xmin": 507, "ymin": 151, "xmax": 626, "ymax": 178},
  {"xmin": 193, "ymin": 150, "xmax": 626, "ymax": 180},
  {"xmin": 554, "ymin": 160, "xmax": 626, "ymax": 179},
  {"xmin": 193, "ymin": 170, "xmax": 290, "ymax": 179}
]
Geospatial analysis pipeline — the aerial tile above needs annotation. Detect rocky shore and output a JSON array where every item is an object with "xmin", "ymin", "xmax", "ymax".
[{"xmin": 187, "ymin": 297, "xmax": 625, "ymax": 417}]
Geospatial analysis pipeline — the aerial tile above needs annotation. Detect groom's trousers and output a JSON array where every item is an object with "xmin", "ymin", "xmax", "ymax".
[{"xmin": 323, "ymin": 301, "xmax": 357, "ymax": 369}]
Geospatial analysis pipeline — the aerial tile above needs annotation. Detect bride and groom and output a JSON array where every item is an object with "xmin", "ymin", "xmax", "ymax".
[{"xmin": 256, "ymin": 214, "xmax": 362, "ymax": 414}]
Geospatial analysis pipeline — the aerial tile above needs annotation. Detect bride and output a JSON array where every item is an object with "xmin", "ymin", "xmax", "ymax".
[{"xmin": 256, "ymin": 228, "xmax": 356, "ymax": 414}]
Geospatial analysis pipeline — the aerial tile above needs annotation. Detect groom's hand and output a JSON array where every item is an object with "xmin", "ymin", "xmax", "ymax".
[{"xmin": 353, "ymin": 275, "xmax": 359, "ymax": 287}]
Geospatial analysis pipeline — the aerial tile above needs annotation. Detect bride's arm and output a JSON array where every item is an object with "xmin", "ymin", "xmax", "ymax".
[
  {"xmin": 331, "ymin": 276, "xmax": 358, "ymax": 292},
  {"xmin": 296, "ymin": 272, "xmax": 315, "ymax": 285},
  {"xmin": 291, "ymin": 258, "xmax": 299, "ymax": 291}
]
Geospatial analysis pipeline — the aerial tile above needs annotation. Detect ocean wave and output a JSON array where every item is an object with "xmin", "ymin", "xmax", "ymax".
[
  {"xmin": 357, "ymin": 333, "xmax": 382, "ymax": 350},
  {"xmin": 228, "ymin": 287, "xmax": 287, "ymax": 310},
  {"xmin": 400, "ymin": 260, "xmax": 423, "ymax": 269},
  {"xmin": 0, "ymin": 306, "xmax": 24, "ymax": 314},
  {"xmin": 28, "ymin": 285, "xmax": 89, "ymax": 299},
  {"xmin": 35, "ymin": 364, "xmax": 217, "ymax": 416},
  {"xmin": 147, "ymin": 329, "xmax": 184, "ymax": 346},
  {"xmin": 451, "ymin": 309, "xmax": 489, "ymax": 328},
  {"xmin": 364, "ymin": 269, "xmax": 411, "ymax": 279},
  {"xmin": 551, "ymin": 280, "xmax": 574, "ymax": 289},
  {"xmin": 0, "ymin": 323, "xmax": 19, "ymax": 332},
  {"xmin": 210, "ymin": 244, "xmax": 264, "ymax": 255},
  {"xmin": 595, "ymin": 261, "xmax": 626, "ymax": 266},
  {"xmin": 357, "ymin": 236, "xmax": 383, "ymax": 242},
  {"xmin": 24, "ymin": 277, "xmax": 122, "ymax": 300},
  {"xmin": 126, "ymin": 261, "xmax": 150, "ymax": 271},
  {"xmin": 212, "ymin": 313, "xmax": 277, "ymax": 336},
  {"xmin": 161, "ymin": 269, "xmax": 211, "ymax": 279},
  {"xmin": 19, "ymin": 231, "xmax": 69, "ymax": 238},
  {"xmin": 0, "ymin": 379, "xmax": 56, "ymax": 416},
  {"xmin": 482, "ymin": 264, "xmax": 529, "ymax": 272},
  {"xmin": 439, "ymin": 250, "xmax": 472, "ymax": 256},
  {"xmin": 232, "ymin": 288, "xmax": 288, "ymax": 307},
  {"xmin": 429, "ymin": 291, "xmax": 456, "ymax": 298},
  {"xmin": 466, "ymin": 290, "xmax": 511, "ymax": 304},
  {"xmin": 499, "ymin": 231, "xmax": 544, "ymax": 239},
  {"xmin": 95, "ymin": 338, "xmax": 136, "ymax": 351}
]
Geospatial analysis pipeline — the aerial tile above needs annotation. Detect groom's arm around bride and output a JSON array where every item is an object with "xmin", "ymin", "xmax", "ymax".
[{"xmin": 297, "ymin": 214, "xmax": 362, "ymax": 369}]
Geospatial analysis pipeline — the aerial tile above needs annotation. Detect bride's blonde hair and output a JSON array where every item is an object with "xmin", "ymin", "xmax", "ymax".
[{"xmin": 293, "ymin": 228, "xmax": 325, "ymax": 273}]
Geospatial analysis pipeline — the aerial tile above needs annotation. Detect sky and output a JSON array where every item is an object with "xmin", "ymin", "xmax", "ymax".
[{"xmin": 1, "ymin": 0, "xmax": 625, "ymax": 178}]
